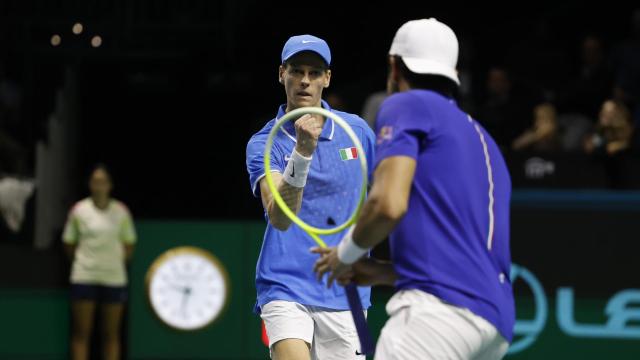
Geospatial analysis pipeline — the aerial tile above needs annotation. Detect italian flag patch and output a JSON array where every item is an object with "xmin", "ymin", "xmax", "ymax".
[{"xmin": 339, "ymin": 147, "xmax": 358, "ymax": 160}]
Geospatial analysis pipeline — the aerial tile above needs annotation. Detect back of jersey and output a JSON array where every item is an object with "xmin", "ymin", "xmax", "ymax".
[{"xmin": 374, "ymin": 89, "xmax": 514, "ymax": 342}]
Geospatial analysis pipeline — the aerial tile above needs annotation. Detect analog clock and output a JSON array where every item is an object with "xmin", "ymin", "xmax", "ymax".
[{"xmin": 146, "ymin": 246, "xmax": 229, "ymax": 330}]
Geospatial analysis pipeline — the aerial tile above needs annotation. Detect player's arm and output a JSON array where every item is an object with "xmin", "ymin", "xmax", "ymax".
[
  {"xmin": 314, "ymin": 155, "xmax": 416, "ymax": 286},
  {"xmin": 260, "ymin": 114, "xmax": 323, "ymax": 231},
  {"xmin": 352, "ymin": 155, "xmax": 416, "ymax": 248},
  {"xmin": 120, "ymin": 208, "xmax": 136, "ymax": 263},
  {"xmin": 259, "ymin": 174, "xmax": 303, "ymax": 230},
  {"xmin": 124, "ymin": 245, "xmax": 135, "ymax": 263}
]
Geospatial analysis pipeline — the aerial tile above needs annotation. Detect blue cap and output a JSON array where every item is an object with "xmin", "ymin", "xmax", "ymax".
[{"xmin": 281, "ymin": 34, "xmax": 331, "ymax": 66}]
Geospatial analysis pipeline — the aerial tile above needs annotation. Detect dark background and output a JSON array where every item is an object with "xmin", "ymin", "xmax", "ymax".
[
  {"xmin": 2, "ymin": 2, "xmax": 640, "ymax": 359},
  {"xmin": 2, "ymin": 1, "xmax": 639, "ymax": 219}
]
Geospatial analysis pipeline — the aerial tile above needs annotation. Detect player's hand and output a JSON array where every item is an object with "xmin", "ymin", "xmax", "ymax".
[
  {"xmin": 294, "ymin": 114, "xmax": 323, "ymax": 157},
  {"xmin": 339, "ymin": 258, "xmax": 391, "ymax": 287},
  {"xmin": 311, "ymin": 246, "xmax": 351, "ymax": 288},
  {"xmin": 534, "ymin": 121, "xmax": 554, "ymax": 139}
]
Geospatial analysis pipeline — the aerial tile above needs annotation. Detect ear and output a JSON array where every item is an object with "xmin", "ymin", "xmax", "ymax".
[
  {"xmin": 323, "ymin": 69, "xmax": 332, "ymax": 88},
  {"xmin": 278, "ymin": 65, "xmax": 286, "ymax": 84}
]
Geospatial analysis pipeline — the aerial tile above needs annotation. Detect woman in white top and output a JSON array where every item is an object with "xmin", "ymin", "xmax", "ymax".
[{"xmin": 63, "ymin": 164, "xmax": 136, "ymax": 360}]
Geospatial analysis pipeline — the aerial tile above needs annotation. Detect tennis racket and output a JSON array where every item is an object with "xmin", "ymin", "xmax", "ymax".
[{"xmin": 263, "ymin": 106, "xmax": 375, "ymax": 356}]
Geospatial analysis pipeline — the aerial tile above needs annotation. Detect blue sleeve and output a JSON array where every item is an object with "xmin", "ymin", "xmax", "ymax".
[
  {"xmin": 246, "ymin": 132, "xmax": 285, "ymax": 198},
  {"xmin": 374, "ymin": 94, "xmax": 432, "ymax": 169}
]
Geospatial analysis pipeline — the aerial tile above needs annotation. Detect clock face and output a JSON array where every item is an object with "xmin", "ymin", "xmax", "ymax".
[{"xmin": 146, "ymin": 247, "xmax": 228, "ymax": 330}]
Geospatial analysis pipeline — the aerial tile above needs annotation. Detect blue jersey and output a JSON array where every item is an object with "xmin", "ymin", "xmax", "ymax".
[
  {"xmin": 375, "ymin": 90, "xmax": 515, "ymax": 342},
  {"xmin": 246, "ymin": 100, "xmax": 375, "ymax": 312}
]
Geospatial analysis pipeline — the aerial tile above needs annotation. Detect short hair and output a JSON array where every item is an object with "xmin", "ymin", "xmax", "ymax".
[
  {"xmin": 88, "ymin": 163, "xmax": 113, "ymax": 182},
  {"xmin": 393, "ymin": 55, "xmax": 457, "ymax": 97}
]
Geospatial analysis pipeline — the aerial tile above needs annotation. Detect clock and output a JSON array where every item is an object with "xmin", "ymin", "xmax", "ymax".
[{"xmin": 145, "ymin": 246, "xmax": 229, "ymax": 331}]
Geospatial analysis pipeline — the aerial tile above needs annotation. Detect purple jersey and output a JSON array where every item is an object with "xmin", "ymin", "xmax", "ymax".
[{"xmin": 375, "ymin": 90, "xmax": 515, "ymax": 342}]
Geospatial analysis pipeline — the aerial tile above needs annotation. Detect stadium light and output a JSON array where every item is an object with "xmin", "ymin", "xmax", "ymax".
[
  {"xmin": 72, "ymin": 23, "xmax": 84, "ymax": 35},
  {"xmin": 50, "ymin": 34, "xmax": 61, "ymax": 46},
  {"xmin": 91, "ymin": 35, "xmax": 102, "ymax": 48}
]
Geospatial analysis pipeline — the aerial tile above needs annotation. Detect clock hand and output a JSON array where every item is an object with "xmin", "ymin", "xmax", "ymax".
[
  {"xmin": 180, "ymin": 293, "xmax": 188, "ymax": 317},
  {"xmin": 165, "ymin": 282, "xmax": 188, "ymax": 293},
  {"xmin": 180, "ymin": 287, "xmax": 193, "ymax": 318}
]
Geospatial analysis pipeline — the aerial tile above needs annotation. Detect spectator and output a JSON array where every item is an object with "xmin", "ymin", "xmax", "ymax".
[
  {"xmin": 476, "ymin": 66, "xmax": 533, "ymax": 149},
  {"xmin": 512, "ymin": 103, "xmax": 562, "ymax": 152},
  {"xmin": 63, "ymin": 164, "xmax": 136, "ymax": 360},
  {"xmin": 559, "ymin": 35, "xmax": 613, "ymax": 119},
  {"xmin": 584, "ymin": 100, "xmax": 634, "ymax": 156}
]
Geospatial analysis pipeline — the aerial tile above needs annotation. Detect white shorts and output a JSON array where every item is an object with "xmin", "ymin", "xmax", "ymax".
[
  {"xmin": 260, "ymin": 300, "xmax": 366, "ymax": 360},
  {"xmin": 375, "ymin": 290, "xmax": 509, "ymax": 360}
]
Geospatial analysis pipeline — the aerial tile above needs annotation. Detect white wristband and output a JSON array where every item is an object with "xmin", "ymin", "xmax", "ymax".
[
  {"xmin": 337, "ymin": 226, "xmax": 369, "ymax": 265},
  {"xmin": 282, "ymin": 149, "xmax": 312, "ymax": 188}
]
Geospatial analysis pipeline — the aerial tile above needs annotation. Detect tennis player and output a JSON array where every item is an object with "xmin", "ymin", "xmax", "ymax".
[
  {"xmin": 245, "ymin": 34, "xmax": 376, "ymax": 360},
  {"xmin": 314, "ymin": 19, "xmax": 515, "ymax": 359}
]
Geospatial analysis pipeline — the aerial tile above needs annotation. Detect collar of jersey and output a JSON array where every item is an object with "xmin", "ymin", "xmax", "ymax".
[{"xmin": 276, "ymin": 99, "xmax": 335, "ymax": 142}]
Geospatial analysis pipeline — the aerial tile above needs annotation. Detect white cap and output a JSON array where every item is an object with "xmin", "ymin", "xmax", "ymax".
[{"xmin": 389, "ymin": 18, "xmax": 460, "ymax": 85}]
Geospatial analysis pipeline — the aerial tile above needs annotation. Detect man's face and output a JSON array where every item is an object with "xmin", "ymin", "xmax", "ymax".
[{"xmin": 279, "ymin": 51, "xmax": 331, "ymax": 110}]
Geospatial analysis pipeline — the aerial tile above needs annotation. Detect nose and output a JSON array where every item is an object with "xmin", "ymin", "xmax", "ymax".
[{"xmin": 300, "ymin": 71, "xmax": 311, "ymax": 86}]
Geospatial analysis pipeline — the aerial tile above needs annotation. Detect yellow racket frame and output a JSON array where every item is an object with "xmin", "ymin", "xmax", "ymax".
[{"xmin": 264, "ymin": 107, "xmax": 368, "ymax": 248}]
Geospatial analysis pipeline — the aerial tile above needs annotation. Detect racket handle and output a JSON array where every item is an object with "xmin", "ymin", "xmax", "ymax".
[{"xmin": 345, "ymin": 283, "xmax": 375, "ymax": 356}]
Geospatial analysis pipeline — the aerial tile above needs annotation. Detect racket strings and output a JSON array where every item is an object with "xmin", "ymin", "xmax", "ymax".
[{"xmin": 264, "ymin": 106, "xmax": 368, "ymax": 236}]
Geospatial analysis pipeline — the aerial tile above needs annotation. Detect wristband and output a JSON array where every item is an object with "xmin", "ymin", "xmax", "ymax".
[
  {"xmin": 337, "ymin": 226, "xmax": 369, "ymax": 265},
  {"xmin": 282, "ymin": 149, "xmax": 312, "ymax": 188}
]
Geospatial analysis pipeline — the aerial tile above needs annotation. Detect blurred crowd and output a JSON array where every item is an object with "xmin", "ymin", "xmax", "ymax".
[
  {"xmin": 474, "ymin": 30, "xmax": 639, "ymax": 157},
  {"xmin": 359, "ymin": 11, "xmax": 640, "ymax": 161},
  {"xmin": 1, "ymin": 11, "xmax": 639, "ymax": 236}
]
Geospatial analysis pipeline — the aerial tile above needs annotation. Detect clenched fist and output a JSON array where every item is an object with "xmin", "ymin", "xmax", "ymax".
[{"xmin": 294, "ymin": 114, "xmax": 323, "ymax": 157}]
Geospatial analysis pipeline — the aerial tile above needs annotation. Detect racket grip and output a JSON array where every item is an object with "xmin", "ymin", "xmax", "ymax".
[{"xmin": 345, "ymin": 283, "xmax": 375, "ymax": 356}]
